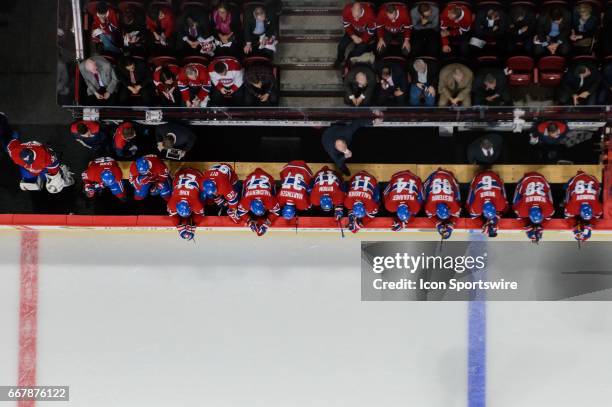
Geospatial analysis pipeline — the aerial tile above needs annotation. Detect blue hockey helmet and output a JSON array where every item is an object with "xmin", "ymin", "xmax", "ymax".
[
  {"xmin": 282, "ymin": 204, "xmax": 296, "ymax": 220},
  {"xmin": 482, "ymin": 201, "xmax": 497, "ymax": 220},
  {"xmin": 528, "ymin": 206, "xmax": 543, "ymax": 224},
  {"xmin": 176, "ymin": 200, "xmax": 192, "ymax": 218},
  {"xmin": 19, "ymin": 148, "xmax": 35, "ymax": 164},
  {"xmin": 202, "ymin": 179, "xmax": 217, "ymax": 198},
  {"xmin": 436, "ymin": 203, "xmax": 450, "ymax": 220},
  {"xmin": 579, "ymin": 203, "xmax": 593, "ymax": 221},
  {"xmin": 135, "ymin": 157, "xmax": 151, "ymax": 175},
  {"xmin": 319, "ymin": 195, "xmax": 333, "ymax": 212},
  {"xmin": 352, "ymin": 202, "xmax": 366, "ymax": 219},
  {"xmin": 100, "ymin": 169, "xmax": 116, "ymax": 187},
  {"xmin": 396, "ymin": 204, "xmax": 411, "ymax": 222},
  {"xmin": 250, "ymin": 199, "xmax": 265, "ymax": 216}
]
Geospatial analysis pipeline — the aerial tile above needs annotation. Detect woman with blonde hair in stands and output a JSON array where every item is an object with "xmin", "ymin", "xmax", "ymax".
[{"xmin": 570, "ymin": 3, "xmax": 599, "ymax": 55}]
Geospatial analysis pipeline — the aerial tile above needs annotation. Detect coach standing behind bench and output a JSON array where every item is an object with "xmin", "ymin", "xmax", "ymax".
[{"xmin": 321, "ymin": 113, "xmax": 383, "ymax": 177}]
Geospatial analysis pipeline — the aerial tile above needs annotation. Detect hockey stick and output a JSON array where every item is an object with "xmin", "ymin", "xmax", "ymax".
[
  {"xmin": 295, "ymin": 215, "xmax": 299, "ymax": 235},
  {"xmin": 337, "ymin": 218, "xmax": 345, "ymax": 238}
]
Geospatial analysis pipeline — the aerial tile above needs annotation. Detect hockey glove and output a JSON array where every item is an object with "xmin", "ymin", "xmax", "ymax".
[
  {"xmin": 247, "ymin": 219, "xmax": 259, "ymax": 234},
  {"xmin": 334, "ymin": 206, "xmax": 344, "ymax": 221},
  {"xmin": 84, "ymin": 185, "xmax": 96, "ymax": 199},
  {"xmin": 177, "ymin": 216, "xmax": 196, "ymax": 241},
  {"xmin": 227, "ymin": 208, "xmax": 240, "ymax": 223},
  {"xmin": 391, "ymin": 220, "xmax": 407, "ymax": 232}
]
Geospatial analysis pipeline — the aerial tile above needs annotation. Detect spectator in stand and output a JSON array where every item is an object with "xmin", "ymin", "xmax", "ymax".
[
  {"xmin": 177, "ymin": 6, "xmax": 215, "ymax": 58},
  {"xmin": 602, "ymin": 5, "xmax": 612, "ymax": 57},
  {"xmin": 113, "ymin": 121, "xmax": 140, "ymax": 159},
  {"xmin": 558, "ymin": 64, "xmax": 601, "ymax": 106},
  {"xmin": 440, "ymin": 3, "xmax": 473, "ymax": 57},
  {"xmin": 146, "ymin": 4, "xmax": 176, "ymax": 54},
  {"xmin": 244, "ymin": 6, "xmax": 278, "ymax": 58},
  {"xmin": 244, "ymin": 64, "xmax": 279, "ymax": 106},
  {"xmin": 472, "ymin": 68, "xmax": 511, "ymax": 106},
  {"xmin": 79, "ymin": 56, "xmax": 119, "ymax": 106},
  {"xmin": 335, "ymin": 2, "xmax": 376, "ymax": 67},
  {"xmin": 570, "ymin": 3, "xmax": 599, "ymax": 55},
  {"xmin": 91, "ymin": 1, "xmax": 121, "ymax": 54},
  {"xmin": 529, "ymin": 120, "xmax": 569, "ymax": 162},
  {"xmin": 121, "ymin": 5, "xmax": 146, "ymax": 57},
  {"xmin": 507, "ymin": 4, "xmax": 536, "ymax": 55},
  {"xmin": 408, "ymin": 58, "xmax": 439, "ymax": 107},
  {"xmin": 598, "ymin": 62, "xmax": 612, "ymax": 105},
  {"xmin": 155, "ymin": 123, "xmax": 196, "ymax": 161},
  {"xmin": 211, "ymin": 3, "xmax": 242, "ymax": 58},
  {"xmin": 153, "ymin": 64, "xmax": 181, "ymax": 106},
  {"xmin": 177, "ymin": 64, "xmax": 211, "ymax": 107},
  {"xmin": 471, "ymin": 6, "xmax": 507, "ymax": 55},
  {"xmin": 534, "ymin": 6, "xmax": 571, "ymax": 57},
  {"xmin": 410, "ymin": 2, "xmax": 440, "ymax": 57},
  {"xmin": 70, "ymin": 120, "xmax": 107, "ymax": 152},
  {"xmin": 438, "ymin": 63, "xmax": 473, "ymax": 107},
  {"xmin": 375, "ymin": 63, "xmax": 407, "ymax": 106},
  {"xmin": 208, "ymin": 57, "xmax": 245, "ymax": 106},
  {"xmin": 344, "ymin": 64, "xmax": 376, "ymax": 107},
  {"xmin": 117, "ymin": 57, "xmax": 154, "ymax": 106},
  {"xmin": 375, "ymin": 3, "xmax": 411, "ymax": 57},
  {"xmin": 467, "ymin": 134, "xmax": 503, "ymax": 165}
]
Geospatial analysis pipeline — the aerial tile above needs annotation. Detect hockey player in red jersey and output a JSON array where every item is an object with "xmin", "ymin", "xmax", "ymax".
[
  {"xmin": 311, "ymin": 166, "xmax": 346, "ymax": 220},
  {"xmin": 344, "ymin": 171, "xmax": 380, "ymax": 233},
  {"xmin": 167, "ymin": 168, "xmax": 205, "ymax": 241},
  {"xmin": 277, "ymin": 161, "xmax": 314, "ymax": 221},
  {"xmin": 82, "ymin": 157, "xmax": 126, "ymax": 201},
  {"xmin": 383, "ymin": 170, "xmax": 423, "ymax": 232},
  {"xmin": 201, "ymin": 163, "xmax": 239, "ymax": 218},
  {"xmin": 424, "ymin": 169, "xmax": 462, "ymax": 240},
  {"xmin": 129, "ymin": 155, "xmax": 171, "ymax": 201},
  {"xmin": 512, "ymin": 172, "xmax": 555, "ymax": 243},
  {"xmin": 564, "ymin": 171, "xmax": 602, "ymax": 242},
  {"xmin": 467, "ymin": 170, "xmax": 508, "ymax": 237},
  {"xmin": 235, "ymin": 168, "xmax": 280, "ymax": 236}
]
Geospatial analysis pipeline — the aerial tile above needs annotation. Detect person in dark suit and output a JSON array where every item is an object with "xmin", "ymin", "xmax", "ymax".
[
  {"xmin": 321, "ymin": 116, "xmax": 383, "ymax": 176},
  {"xmin": 602, "ymin": 5, "xmax": 612, "ymax": 57},
  {"xmin": 120, "ymin": 5, "xmax": 147, "ymax": 57},
  {"xmin": 243, "ymin": 5, "xmax": 277, "ymax": 58},
  {"xmin": 155, "ymin": 122, "xmax": 196, "ymax": 161},
  {"xmin": 534, "ymin": 6, "xmax": 571, "ymax": 57},
  {"xmin": 471, "ymin": 6, "xmax": 508, "ymax": 55},
  {"xmin": 570, "ymin": 3, "xmax": 599, "ymax": 55},
  {"xmin": 558, "ymin": 64, "xmax": 601, "ymax": 106},
  {"xmin": 176, "ymin": 6, "xmax": 214, "ymax": 58},
  {"xmin": 529, "ymin": 120, "xmax": 569, "ymax": 162},
  {"xmin": 472, "ymin": 68, "xmax": 511, "ymax": 106},
  {"xmin": 117, "ymin": 57, "xmax": 154, "ymax": 105},
  {"xmin": 375, "ymin": 63, "xmax": 408, "ymax": 106},
  {"xmin": 598, "ymin": 62, "xmax": 612, "ymax": 105},
  {"xmin": 507, "ymin": 4, "xmax": 536, "ymax": 55},
  {"xmin": 408, "ymin": 57, "xmax": 439, "ymax": 106},
  {"xmin": 344, "ymin": 64, "xmax": 376, "ymax": 106},
  {"xmin": 244, "ymin": 64, "xmax": 279, "ymax": 106},
  {"xmin": 467, "ymin": 134, "xmax": 503, "ymax": 165}
]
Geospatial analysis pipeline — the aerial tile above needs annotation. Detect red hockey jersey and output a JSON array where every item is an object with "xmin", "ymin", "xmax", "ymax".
[
  {"xmin": 208, "ymin": 57, "xmax": 244, "ymax": 92},
  {"xmin": 177, "ymin": 64, "xmax": 211, "ymax": 102},
  {"xmin": 310, "ymin": 166, "xmax": 346, "ymax": 208},
  {"xmin": 440, "ymin": 3, "xmax": 473, "ymax": 46},
  {"xmin": 91, "ymin": 7, "xmax": 120, "ymax": 39},
  {"xmin": 512, "ymin": 172, "xmax": 555, "ymax": 219},
  {"xmin": 237, "ymin": 168, "xmax": 280, "ymax": 217},
  {"xmin": 342, "ymin": 3, "xmax": 377, "ymax": 43},
  {"xmin": 277, "ymin": 161, "xmax": 313, "ymax": 211},
  {"xmin": 6, "ymin": 139, "xmax": 59, "ymax": 175},
  {"xmin": 145, "ymin": 6, "xmax": 176, "ymax": 39},
  {"xmin": 424, "ymin": 169, "xmax": 462, "ymax": 218},
  {"xmin": 344, "ymin": 171, "xmax": 379, "ymax": 215},
  {"xmin": 466, "ymin": 171, "xmax": 508, "ymax": 217},
  {"xmin": 564, "ymin": 171, "xmax": 602, "ymax": 219},
  {"xmin": 167, "ymin": 168, "xmax": 205, "ymax": 217},
  {"xmin": 202, "ymin": 163, "xmax": 239, "ymax": 208},
  {"xmin": 128, "ymin": 154, "xmax": 169, "ymax": 187},
  {"xmin": 383, "ymin": 170, "xmax": 423, "ymax": 214},
  {"xmin": 82, "ymin": 157, "xmax": 123, "ymax": 187},
  {"xmin": 376, "ymin": 4, "xmax": 412, "ymax": 40}
]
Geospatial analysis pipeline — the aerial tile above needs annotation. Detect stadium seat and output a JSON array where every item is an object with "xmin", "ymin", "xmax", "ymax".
[
  {"xmin": 118, "ymin": 1, "xmax": 145, "ymax": 14},
  {"xmin": 182, "ymin": 55, "xmax": 210, "ymax": 66},
  {"xmin": 506, "ymin": 55, "xmax": 535, "ymax": 86},
  {"xmin": 179, "ymin": 1, "xmax": 209, "ymax": 12},
  {"xmin": 380, "ymin": 55, "xmax": 408, "ymax": 69},
  {"xmin": 477, "ymin": 55, "xmax": 501, "ymax": 67},
  {"xmin": 244, "ymin": 55, "xmax": 274, "ymax": 67},
  {"xmin": 572, "ymin": 54, "xmax": 599, "ymax": 65},
  {"xmin": 149, "ymin": 55, "xmax": 179, "ymax": 67},
  {"xmin": 537, "ymin": 56, "xmax": 566, "ymax": 86}
]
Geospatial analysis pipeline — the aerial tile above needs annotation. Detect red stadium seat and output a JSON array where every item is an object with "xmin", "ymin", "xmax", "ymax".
[
  {"xmin": 118, "ymin": 1, "xmax": 145, "ymax": 14},
  {"xmin": 149, "ymin": 55, "xmax": 179, "ymax": 67},
  {"xmin": 506, "ymin": 56, "xmax": 535, "ymax": 86},
  {"xmin": 537, "ymin": 56, "xmax": 566, "ymax": 86},
  {"xmin": 182, "ymin": 55, "xmax": 210, "ymax": 66},
  {"xmin": 380, "ymin": 55, "xmax": 407, "ymax": 69},
  {"xmin": 244, "ymin": 55, "xmax": 273, "ymax": 67},
  {"xmin": 179, "ymin": 1, "xmax": 209, "ymax": 12}
]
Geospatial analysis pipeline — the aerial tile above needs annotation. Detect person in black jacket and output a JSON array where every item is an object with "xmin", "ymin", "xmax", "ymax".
[
  {"xmin": 598, "ymin": 62, "xmax": 612, "ymax": 105},
  {"xmin": 534, "ymin": 6, "xmax": 571, "ymax": 57},
  {"xmin": 472, "ymin": 68, "xmax": 511, "ymax": 106},
  {"xmin": 558, "ymin": 64, "xmax": 601, "ymax": 106},
  {"xmin": 375, "ymin": 63, "xmax": 408, "ymax": 106},
  {"xmin": 321, "ymin": 115, "xmax": 383, "ymax": 176},
  {"xmin": 117, "ymin": 57, "xmax": 154, "ymax": 106},
  {"xmin": 466, "ymin": 134, "xmax": 503, "ymax": 165},
  {"xmin": 570, "ymin": 3, "xmax": 599, "ymax": 55},
  {"xmin": 243, "ymin": 6, "xmax": 277, "ymax": 58},
  {"xmin": 155, "ymin": 122, "xmax": 196, "ymax": 161},
  {"xmin": 120, "ymin": 5, "xmax": 147, "ymax": 57},
  {"xmin": 471, "ymin": 6, "xmax": 508, "ymax": 55},
  {"xmin": 244, "ymin": 64, "xmax": 279, "ymax": 106},
  {"xmin": 344, "ymin": 65, "xmax": 376, "ymax": 107},
  {"xmin": 507, "ymin": 4, "xmax": 535, "ymax": 55},
  {"xmin": 176, "ymin": 6, "xmax": 214, "ymax": 58}
]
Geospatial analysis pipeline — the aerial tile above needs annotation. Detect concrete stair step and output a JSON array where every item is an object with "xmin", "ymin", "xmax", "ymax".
[
  {"xmin": 277, "ymin": 56, "xmax": 338, "ymax": 69},
  {"xmin": 276, "ymin": 42, "xmax": 338, "ymax": 60},
  {"xmin": 280, "ymin": 29, "xmax": 343, "ymax": 42},
  {"xmin": 280, "ymin": 15, "xmax": 341, "ymax": 31},
  {"xmin": 282, "ymin": 0, "xmax": 343, "ymax": 15},
  {"xmin": 280, "ymin": 96, "xmax": 346, "ymax": 107}
]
